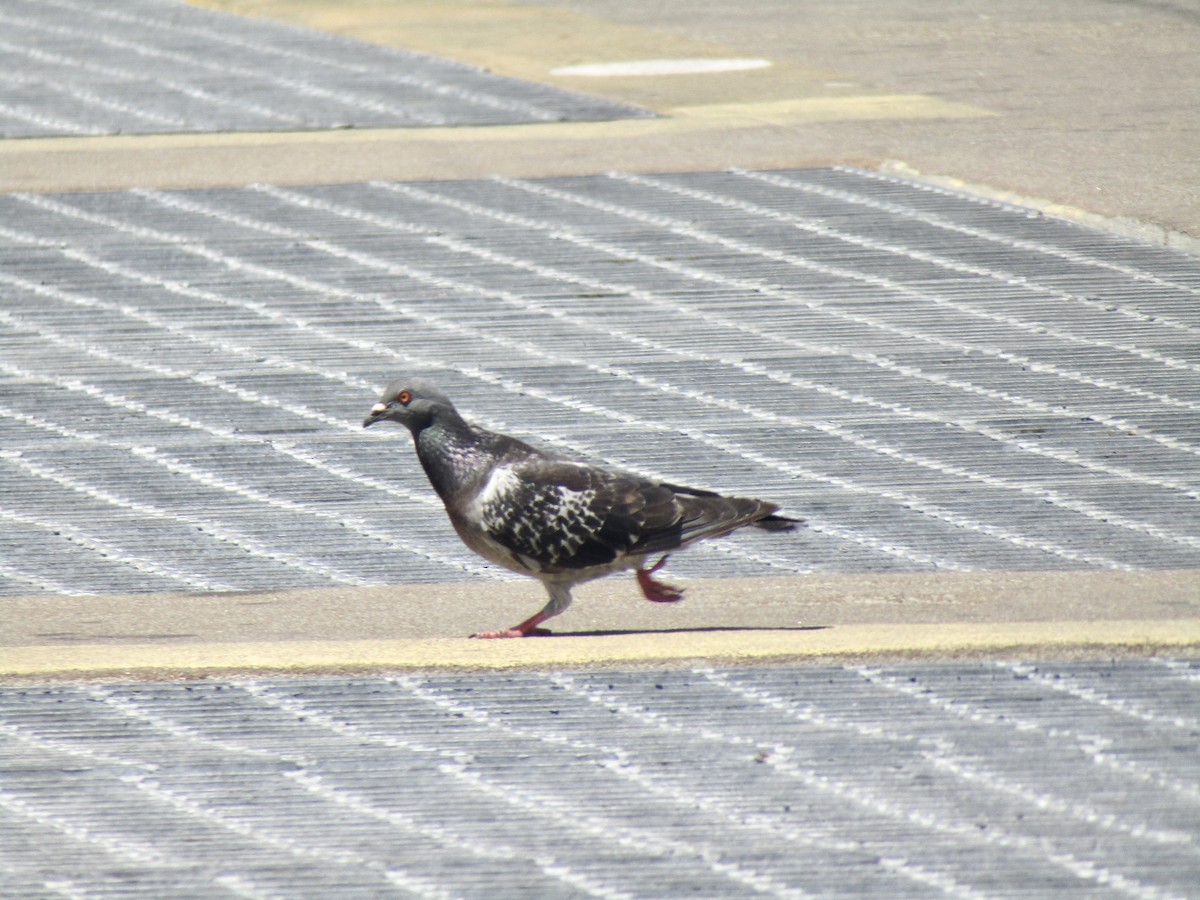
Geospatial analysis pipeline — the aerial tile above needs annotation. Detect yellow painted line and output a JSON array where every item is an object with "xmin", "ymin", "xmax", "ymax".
[
  {"xmin": 189, "ymin": 0, "xmax": 993, "ymax": 120},
  {"xmin": 4, "ymin": 619, "xmax": 1198, "ymax": 679},
  {"xmin": 880, "ymin": 160, "xmax": 1200, "ymax": 255},
  {"xmin": 190, "ymin": 0, "xmax": 826, "ymax": 97},
  {"xmin": 0, "ymin": 94, "xmax": 988, "ymax": 159},
  {"xmin": 670, "ymin": 95, "xmax": 992, "ymax": 126},
  {"xmin": 0, "ymin": 95, "xmax": 989, "ymax": 194}
]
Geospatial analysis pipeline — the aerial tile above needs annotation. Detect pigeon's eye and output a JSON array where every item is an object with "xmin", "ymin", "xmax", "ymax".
[{"xmin": 397, "ymin": 390, "xmax": 413, "ymax": 406}]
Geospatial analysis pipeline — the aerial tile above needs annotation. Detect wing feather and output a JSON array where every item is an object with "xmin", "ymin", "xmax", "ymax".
[{"xmin": 475, "ymin": 459, "xmax": 785, "ymax": 573}]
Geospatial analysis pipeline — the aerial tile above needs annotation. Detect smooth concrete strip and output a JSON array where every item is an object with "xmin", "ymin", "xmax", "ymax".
[
  {"xmin": 879, "ymin": 159, "xmax": 1200, "ymax": 255},
  {"xmin": 4, "ymin": 570, "xmax": 1197, "ymax": 677},
  {"xmin": 0, "ymin": 94, "xmax": 988, "ymax": 194},
  {"xmin": 190, "ymin": 0, "xmax": 874, "ymax": 110},
  {"xmin": 668, "ymin": 95, "xmax": 990, "ymax": 126},
  {"xmin": 4, "ymin": 620, "xmax": 1199, "ymax": 679}
]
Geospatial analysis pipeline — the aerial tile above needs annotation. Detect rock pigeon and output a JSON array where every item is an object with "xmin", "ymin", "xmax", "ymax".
[{"xmin": 363, "ymin": 378, "xmax": 798, "ymax": 638}]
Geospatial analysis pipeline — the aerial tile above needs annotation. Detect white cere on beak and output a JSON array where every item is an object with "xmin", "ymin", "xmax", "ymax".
[{"xmin": 371, "ymin": 402, "xmax": 387, "ymax": 414}]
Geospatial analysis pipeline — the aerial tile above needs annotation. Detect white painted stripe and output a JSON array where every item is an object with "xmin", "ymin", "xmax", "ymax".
[
  {"xmin": 26, "ymin": 0, "xmax": 565, "ymax": 123},
  {"xmin": 552, "ymin": 673, "xmax": 1185, "ymax": 900},
  {"xmin": 619, "ymin": 170, "xmax": 1200, "ymax": 374},
  {"xmin": 87, "ymin": 691, "xmax": 464, "ymax": 899},
  {"xmin": 702, "ymin": 669, "xmax": 1195, "ymax": 849},
  {"xmin": 0, "ymin": 362, "xmax": 493, "ymax": 582},
  {"xmin": 0, "ymin": 258, "xmax": 453, "ymax": 515},
  {"xmin": 0, "ymin": 236, "xmax": 801, "ymax": 579},
  {"xmin": 0, "ymin": 790, "xmax": 172, "ymax": 868},
  {"xmin": 1149, "ymin": 658, "xmax": 1200, "ymax": 682},
  {"xmin": 733, "ymin": 168, "xmax": 1200, "ymax": 337},
  {"xmin": 0, "ymin": 71, "xmax": 188, "ymax": 129},
  {"xmin": 839, "ymin": 166, "xmax": 1200, "ymax": 297},
  {"xmin": 0, "ymin": 100, "xmax": 102, "ymax": 136},
  {"xmin": 51, "ymin": 692, "xmax": 466, "ymax": 895},
  {"xmin": 0, "ymin": 406, "xmax": 374, "ymax": 588},
  {"xmin": 495, "ymin": 175, "xmax": 1200, "ymax": 453},
  {"xmin": 0, "ymin": 499, "xmax": 239, "ymax": 592},
  {"xmin": 371, "ymin": 180, "xmax": 1200, "ymax": 502},
  {"xmin": 9, "ymin": 192, "xmax": 941, "ymax": 571},
  {"xmin": 850, "ymin": 666, "xmax": 1200, "ymax": 804},
  {"xmin": 391, "ymin": 674, "xmax": 992, "ymax": 899},
  {"xmin": 0, "ymin": 560, "xmax": 92, "ymax": 597},
  {"xmin": 1, "ymin": 5, "xmax": 439, "ymax": 127},
  {"xmin": 0, "ymin": 26, "xmax": 305, "ymax": 126},
  {"xmin": 1005, "ymin": 663, "xmax": 1200, "ymax": 732},
  {"xmin": 242, "ymin": 683, "xmax": 759, "ymax": 897},
  {"xmin": 552, "ymin": 58, "xmax": 771, "ymax": 77}
]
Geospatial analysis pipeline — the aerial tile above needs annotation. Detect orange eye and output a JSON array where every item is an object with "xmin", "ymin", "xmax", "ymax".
[{"xmin": 397, "ymin": 390, "xmax": 412, "ymax": 406}]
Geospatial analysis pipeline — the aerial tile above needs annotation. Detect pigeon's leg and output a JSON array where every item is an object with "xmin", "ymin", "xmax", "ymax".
[
  {"xmin": 472, "ymin": 583, "xmax": 572, "ymax": 639},
  {"xmin": 636, "ymin": 554, "xmax": 684, "ymax": 602}
]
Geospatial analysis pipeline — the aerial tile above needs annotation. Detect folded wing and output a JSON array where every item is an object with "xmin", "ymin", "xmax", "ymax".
[{"xmin": 477, "ymin": 459, "xmax": 790, "ymax": 574}]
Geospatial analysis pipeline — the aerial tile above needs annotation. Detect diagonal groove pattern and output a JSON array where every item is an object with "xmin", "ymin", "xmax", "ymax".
[
  {"xmin": 0, "ymin": 0, "xmax": 649, "ymax": 138},
  {"xmin": 1, "ymin": 167, "xmax": 1198, "ymax": 596},
  {"xmin": 0, "ymin": 660, "xmax": 1197, "ymax": 896}
]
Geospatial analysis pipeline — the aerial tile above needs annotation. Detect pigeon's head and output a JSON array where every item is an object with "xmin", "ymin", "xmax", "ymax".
[{"xmin": 363, "ymin": 378, "xmax": 457, "ymax": 433}]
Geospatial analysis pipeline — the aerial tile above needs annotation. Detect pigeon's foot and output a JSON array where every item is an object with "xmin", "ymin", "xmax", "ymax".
[
  {"xmin": 470, "ymin": 607, "xmax": 557, "ymax": 639},
  {"xmin": 470, "ymin": 626, "xmax": 553, "ymax": 639},
  {"xmin": 636, "ymin": 555, "xmax": 684, "ymax": 603}
]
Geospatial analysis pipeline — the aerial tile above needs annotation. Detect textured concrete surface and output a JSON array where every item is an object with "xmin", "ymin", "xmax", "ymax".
[
  {"xmin": 192, "ymin": 0, "xmax": 1200, "ymax": 241},
  {"xmin": 2, "ymin": 3, "xmax": 1199, "ymax": 895},
  {"xmin": 4, "ymin": 570, "xmax": 1200, "ymax": 677},
  {"xmin": 0, "ymin": 0, "xmax": 649, "ymax": 137},
  {"xmin": 3, "ymin": 168, "xmax": 1198, "ymax": 610},
  {"xmin": 2, "ymin": 660, "xmax": 1199, "ymax": 898}
]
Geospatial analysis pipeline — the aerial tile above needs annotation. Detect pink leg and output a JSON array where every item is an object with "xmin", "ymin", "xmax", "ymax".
[
  {"xmin": 636, "ymin": 555, "xmax": 684, "ymax": 602},
  {"xmin": 471, "ymin": 609, "xmax": 555, "ymax": 639},
  {"xmin": 471, "ymin": 584, "xmax": 571, "ymax": 639}
]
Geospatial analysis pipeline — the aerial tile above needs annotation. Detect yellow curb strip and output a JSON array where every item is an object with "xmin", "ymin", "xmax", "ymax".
[
  {"xmin": 0, "ymin": 94, "xmax": 991, "ymax": 157},
  {"xmin": 4, "ymin": 619, "xmax": 1198, "ymax": 678},
  {"xmin": 880, "ymin": 160, "xmax": 1200, "ymax": 254},
  {"xmin": 669, "ymin": 95, "xmax": 992, "ymax": 126}
]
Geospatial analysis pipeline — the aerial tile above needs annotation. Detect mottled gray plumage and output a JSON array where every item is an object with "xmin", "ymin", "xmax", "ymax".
[{"xmin": 364, "ymin": 378, "xmax": 798, "ymax": 637}]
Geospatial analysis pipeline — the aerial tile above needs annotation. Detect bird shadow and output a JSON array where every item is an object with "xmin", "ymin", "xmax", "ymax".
[{"xmin": 536, "ymin": 624, "xmax": 830, "ymax": 638}]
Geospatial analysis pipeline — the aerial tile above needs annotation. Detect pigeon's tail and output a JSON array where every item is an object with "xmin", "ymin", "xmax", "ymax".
[
  {"xmin": 753, "ymin": 512, "xmax": 803, "ymax": 531},
  {"xmin": 662, "ymin": 484, "xmax": 801, "ymax": 537}
]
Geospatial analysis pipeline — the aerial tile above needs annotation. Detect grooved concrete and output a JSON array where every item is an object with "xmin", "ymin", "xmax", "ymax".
[
  {"xmin": 0, "ymin": 0, "xmax": 648, "ymax": 138},
  {"xmin": 2, "ymin": 168, "xmax": 1199, "ymax": 603},
  {"xmin": 1, "ymin": 660, "xmax": 1198, "ymax": 898},
  {"xmin": 2, "ymin": 1, "xmax": 1199, "ymax": 896}
]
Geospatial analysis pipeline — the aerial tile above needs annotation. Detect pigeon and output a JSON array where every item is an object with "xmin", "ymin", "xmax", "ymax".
[{"xmin": 363, "ymin": 378, "xmax": 798, "ymax": 638}]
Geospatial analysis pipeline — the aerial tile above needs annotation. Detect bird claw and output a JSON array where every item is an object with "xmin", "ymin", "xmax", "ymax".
[
  {"xmin": 470, "ymin": 626, "xmax": 553, "ymax": 639},
  {"xmin": 636, "ymin": 555, "xmax": 684, "ymax": 603}
]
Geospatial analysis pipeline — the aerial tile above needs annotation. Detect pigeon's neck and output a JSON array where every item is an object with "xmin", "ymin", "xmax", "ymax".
[{"xmin": 414, "ymin": 416, "xmax": 501, "ymax": 503}]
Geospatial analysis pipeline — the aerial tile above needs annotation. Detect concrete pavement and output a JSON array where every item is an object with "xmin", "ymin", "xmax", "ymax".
[
  {"xmin": 6, "ymin": 0, "xmax": 1197, "ymax": 245},
  {"xmin": 5, "ymin": 570, "xmax": 1200, "ymax": 678},
  {"xmin": 2, "ymin": 0, "xmax": 1199, "ymax": 679},
  {"xmin": 2, "ymin": 4, "xmax": 1199, "ymax": 896}
]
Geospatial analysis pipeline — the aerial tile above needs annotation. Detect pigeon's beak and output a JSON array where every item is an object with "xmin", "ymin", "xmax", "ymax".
[{"xmin": 362, "ymin": 402, "xmax": 389, "ymax": 428}]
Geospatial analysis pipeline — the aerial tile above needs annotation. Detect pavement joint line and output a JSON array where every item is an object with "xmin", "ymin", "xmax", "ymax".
[
  {"xmin": 878, "ymin": 160, "xmax": 1200, "ymax": 256},
  {"xmin": 0, "ymin": 93, "xmax": 989, "ymax": 154},
  {"xmin": 0, "ymin": 63, "xmax": 991, "ymax": 194},
  {"xmin": 4, "ymin": 619, "xmax": 1199, "ymax": 679}
]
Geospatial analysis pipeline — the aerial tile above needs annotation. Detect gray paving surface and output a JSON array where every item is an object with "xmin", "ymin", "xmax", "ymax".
[
  {"xmin": 0, "ymin": 0, "xmax": 649, "ymax": 137},
  {"xmin": 1, "ymin": 658, "xmax": 1198, "ymax": 898},
  {"xmin": 2, "ymin": 167, "xmax": 1199, "ymax": 597}
]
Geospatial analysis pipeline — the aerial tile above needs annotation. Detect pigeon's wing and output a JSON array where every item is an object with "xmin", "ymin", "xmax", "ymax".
[{"xmin": 475, "ymin": 460, "xmax": 779, "ymax": 573}]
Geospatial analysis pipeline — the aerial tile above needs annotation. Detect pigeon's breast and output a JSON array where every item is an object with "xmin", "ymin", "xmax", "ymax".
[{"xmin": 464, "ymin": 463, "xmax": 610, "ymax": 574}]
